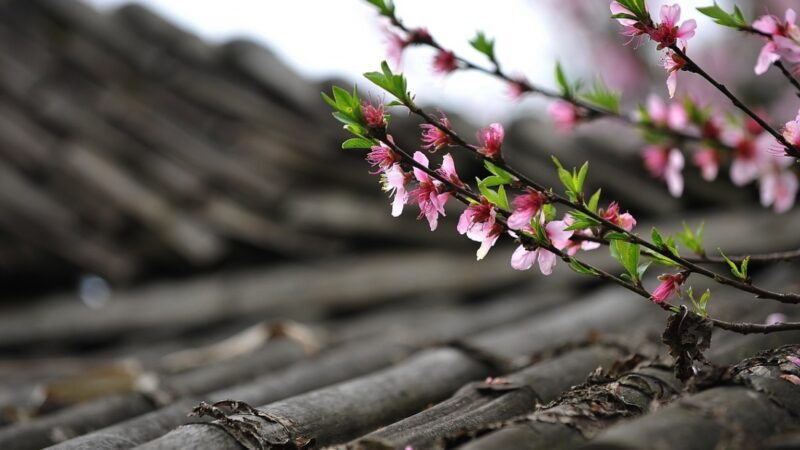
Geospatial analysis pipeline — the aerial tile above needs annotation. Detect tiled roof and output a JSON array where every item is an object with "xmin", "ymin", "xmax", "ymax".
[{"xmin": 0, "ymin": 1, "xmax": 799, "ymax": 450}]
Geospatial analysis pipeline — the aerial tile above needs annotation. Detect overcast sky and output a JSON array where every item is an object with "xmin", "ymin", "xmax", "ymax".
[{"xmin": 85, "ymin": 0, "xmax": 717, "ymax": 123}]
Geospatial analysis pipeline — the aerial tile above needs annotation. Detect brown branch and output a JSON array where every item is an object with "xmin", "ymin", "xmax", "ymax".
[
  {"xmin": 389, "ymin": 18, "xmax": 737, "ymax": 153},
  {"xmin": 670, "ymin": 45, "xmax": 800, "ymax": 159},
  {"xmin": 371, "ymin": 133, "xmax": 800, "ymax": 335},
  {"xmin": 401, "ymin": 102, "xmax": 800, "ymax": 305}
]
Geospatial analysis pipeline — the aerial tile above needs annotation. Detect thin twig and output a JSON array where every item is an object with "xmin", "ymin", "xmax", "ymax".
[
  {"xmin": 670, "ymin": 45, "xmax": 800, "ymax": 159},
  {"xmin": 388, "ymin": 19, "xmax": 737, "ymax": 153},
  {"xmin": 571, "ymin": 234, "xmax": 800, "ymax": 265}
]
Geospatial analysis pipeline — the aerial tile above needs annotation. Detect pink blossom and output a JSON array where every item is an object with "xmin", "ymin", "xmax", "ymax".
[
  {"xmin": 548, "ymin": 100, "xmax": 581, "ymax": 132},
  {"xmin": 789, "ymin": 356, "xmax": 800, "ymax": 368},
  {"xmin": 366, "ymin": 142, "xmax": 399, "ymax": 174},
  {"xmin": 508, "ymin": 77, "xmax": 529, "ymax": 99},
  {"xmin": 661, "ymin": 50, "xmax": 686, "ymax": 98},
  {"xmin": 645, "ymin": 94, "xmax": 687, "ymax": 130},
  {"xmin": 649, "ymin": 4, "xmax": 696, "ymax": 49},
  {"xmin": 382, "ymin": 164, "xmax": 410, "ymax": 217},
  {"xmin": 643, "ymin": 146, "xmax": 684, "ymax": 197},
  {"xmin": 432, "ymin": 50, "xmax": 458, "ymax": 74},
  {"xmin": 727, "ymin": 132, "xmax": 772, "ymax": 186},
  {"xmin": 766, "ymin": 312, "xmax": 788, "ymax": 325},
  {"xmin": 760, "ymin": 170, "xmax": 798, "ymax": 213},
  {"xmin": 458, "ymin": 197, "xmax": 496, "ymax": 240},
  {"xmin": 457, "ymin": 197, "xmax": 502, "ymax": 260},
  {"xmin": 693, "ymin": 147, "xmax": 720, "ymax": 181},
  {"xmin": 477, "ymin": 123, "xmax": 504, "ymax": 159},
  {"xmin": 782, "ymin": 110, "xmax": 800, "ymax": 148},
  {"xmin": 420, "ymin": 112, "xmax": 455, "ymax": 152},
  {"xmin": 361, "ymin": 101, "xmax": 386, "ymax": 130},
  {"xmin": 385, "ymin": 29, "xmax": 408, "ymax": 67},
  {"xmin": 600, "ymin": 201, "xmax": 637, "ymax": 232},
  {"xmin": 510, "ymin": 220, "xmax": 573, "ymax": 275},
  {"xmin": 610, "ymin": 1, "xmax": 648, "ymax": 46},
  {"xmin": 436, "ymin": 153, "xmax": 465, "ymax": 189},
  {"xmin": 650, "ymin": 272, "xmax": 686, "ymax": 305},
  {"xmin": 507, "ymin": 189, "xmax": 546, "ymax": 230},
  {"xmin": 562, "ymin": 214, "xmax": 601, "ymax": 256},
  {"xmin": 409, "ymin": 151, "xmax": 450, "ymax": 231},
  {"xmin": 753, "ymin": 9, "xmax": 800, "ymax": 74}
]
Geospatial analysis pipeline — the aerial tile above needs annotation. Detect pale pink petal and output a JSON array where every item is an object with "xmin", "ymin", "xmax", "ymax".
[
  {"xmin": 753, "ymin": 15, "xmax": 780, "ymax": 35},
  {"xmin": 755, "ymin": 42, "xmax": 780, "ymax": 75},
  {"xmin": 618, "ymin": 213, "xmax": 637, "ymax": 232},
  {"xmin": 730, "ymin": 158, "xmax": 760, "ymax": 186},
  {"xmin": 537, "ymin": 249, "xmax": 557, "ymax": 276},
  {"xmin": 666, "ymin": 71, "xmax": 677, "ymax": 98},
  {"xmin": 660, "ymin": 4, "xmax": 681, "ymax": 28},
  {"xmin": 775, "ymin": 172, "xmax": 798, "ymax": 213},
  {"xmin": 507, "ymin": 209, "xmax": 533, "ymax": 231},
  {"xmin": 476, "ymin": 233, "xmax": 499, "ymax": 260},
  {"xmin": 457, "ymin": 209, "xmax": 472, "ymax": 234},
  {"xmin": 546, "ymin": 220, "xmax": 574, "ymax": 248},
  {"xmin": 412, "ymin": 151, "xmax": 430, "ymax": 182},
  {"xmin": 511, "ymin": 245, "xmax": 537, "ymax": 270},
  {"xmin": 646, "ymin": 95, "xmax": 666, "ymax": 123},
  {"xmin": 665, "ymin": 149, "xmax": 684, "ymax": 197},
  {"xmin": 677, "ymin": 19, "xmax": 696, "ymax": 43},
  {"xmin": 787, "ymin": 9, "xmax": 797, "ymax": 25},
  {"xmin": 667, "ymin": 104, "xmax": 688, "ymax": 130},
  {"xmin": 440, "ymin": 153, "xmax": 458, "ymax": 179}
]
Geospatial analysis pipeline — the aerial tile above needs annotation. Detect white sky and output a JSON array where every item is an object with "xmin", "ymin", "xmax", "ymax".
[{"xmin": 85, "ymin": 0, "xmax": 719, "ymax": 123}]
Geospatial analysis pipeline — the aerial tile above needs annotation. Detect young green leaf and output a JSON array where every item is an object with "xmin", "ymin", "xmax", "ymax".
[
  {"xmin": 587, "ymin": 188, "xmax": 602, "ymax": 212},
  {"xmin": 568, "ymin": 259, "xmax": 599, "ymax": 276},
  {"xmin": 341, "ymin": 137, "xmax": 375, "ymax": 149},
  {"xmin": 611, "ymin": 240, "xmax": 641, "ymax": 281},
  {"xmin": 676, "ymin": 221, "xmax": 705, "ymax": 255},
  {"xmin": 470, "ymin": 31, "xmax": 496, "ymax": 60},
  {"xmin": 718, "ymin": 249, "xmax": 750, "ymax": 281},
  {"xmin": 365, "ymin": 0, "xmax": 395, "ymax": 17},
  {"xmin": 582, "ymin": 78, "xmax": 621, "ymax": 113},
  {"xmin": 484, "ymin": 160, "xmax": 514, "ymax": 184},
  {"xmin": 651, "ymin": 227, "xmax": 665, "ymax": 248},
  {"xmin": 697, "ymin": 2, "xmax": 747, "ymax": 29},
  {"xmin": 554, "ymin": 62, "xmax": 571, "ymax": 98},
  {"xmin": 575, "ymin": 161, "xmax": 589, "ymax": 194}
]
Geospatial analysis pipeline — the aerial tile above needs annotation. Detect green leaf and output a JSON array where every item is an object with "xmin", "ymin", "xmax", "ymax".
[
  {"xmin": 365, "ymin": 0, "xmax": 395, "ymax": 17},
  {"xmin": 676, "ymin": 221, "xmax": 705, "ymax": 255},
  {"xmin": 496, "ymin": 185, "xmax": 510, "ymax": 211},
  {"xmin": 587, "ymin": 188, "xmax": 601, "ymax": 212},
  {"xmin": 611, "ymin": 240, "xmax": 641, "ymax": 281},
  {"xmin": 740, "ymin": 256, "xmax": 750, "ymax": 279},
  {"xmin": 575, "ymin": 162, "xmax": 589, "ymax": 194},
  {"xmin": 555, "ymin": 62, "xmax": 570, "ymax": 98},
  {"xmin": 605, "ymin": 232, "xmax": 628, "ymax": 241},
  {"xmin": 542, "ymin": 204, "xmax": 556, "ymax": 222},
  {"xmin": 644, "ymin": 248, "xmax": 681, "ymax": 268},
  {"xmin": 651, "ymin": 227, "xmax": 664, "ymax": 248},
  {"xmin": 582, "ymin": 78, "xmax": 621, "ymax": 113},
  {"xmin": 637, "ymin": 261, "xmax": 652, "ymax": 280},
  {"xmin": 469, "ymin": 31, "xmax": 495, "ymax": 60},
  {"xmin": 364, "ymin": 61, "xmax": 410, "ymax": 104},
  {"xmin": 697, "ymin": 2, "xmax": 747, "ymax": 28},
  {"xmin": 718, "ymin": 249, "xmax": 749, "ymax": 280},
  {"xmin": 569, "ymin": 259, "xmax": 599, "ymax": 276},
  {"xmin": 342, "ymin": 137, "xmax": 375, "ymax": 149},
  {"xmin": 484, "ymin": 160, "xmax": 514, "ymax": 184}
]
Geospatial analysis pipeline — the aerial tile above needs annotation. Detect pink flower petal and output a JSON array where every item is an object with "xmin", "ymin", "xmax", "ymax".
[
  {"xmin": 511, "ymin": 245, "xmax": 537, "ymax": 270},
  {"xmin": 537, "ymin": 249, "xmax": 557, "ymax": 275}
]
